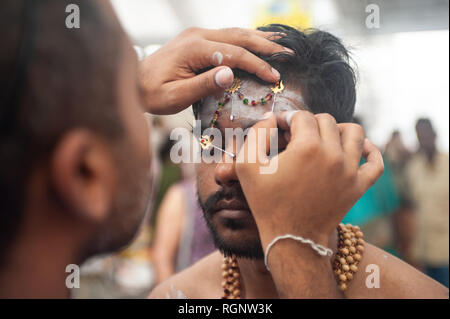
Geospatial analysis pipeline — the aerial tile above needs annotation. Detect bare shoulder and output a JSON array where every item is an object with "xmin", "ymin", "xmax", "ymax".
[
  {"xmin": 346, "ymin": 243, "xmax": 449, "ymax": 299},
  {"xmin": 148, "ymin": 250, "xmax": 224, "ymax": 299}
]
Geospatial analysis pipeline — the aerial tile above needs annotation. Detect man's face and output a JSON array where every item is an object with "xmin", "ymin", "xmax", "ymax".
[{"xmin": 196, "ymin": 79, "xmax": 305, "ymax": 259}]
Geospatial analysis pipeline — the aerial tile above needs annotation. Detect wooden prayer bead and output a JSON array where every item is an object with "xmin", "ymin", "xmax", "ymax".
[
  {"xmin": 333, "ymin": 223, "xmax": 364, "ymax": 294},
  {"xmin": 221, "ymin": 224, "xmax": 364, "ymax": 299}
]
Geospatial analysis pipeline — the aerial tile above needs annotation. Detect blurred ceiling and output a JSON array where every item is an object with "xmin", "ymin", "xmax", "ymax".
[
  {"xmin": 111, "ymin": 0, "xmax": 449, "ymax": 45},
  {"xmin": 335, "ymin": 0, "xmax": 449, "ymax": 35}
]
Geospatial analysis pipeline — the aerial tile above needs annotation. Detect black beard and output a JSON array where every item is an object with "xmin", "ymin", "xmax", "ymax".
[{"xmin": 196, "ymin": 188, "xmax": 264, "ymax": 260}]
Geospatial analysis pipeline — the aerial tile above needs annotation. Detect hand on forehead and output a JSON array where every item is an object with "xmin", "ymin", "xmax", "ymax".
[{"xmin": 198, "ymin": 79, "xmax": 306, "ymax": 130}]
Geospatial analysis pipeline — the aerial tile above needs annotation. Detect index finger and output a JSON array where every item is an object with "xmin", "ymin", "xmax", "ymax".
[
  {"xmin": 358, "ymin": 138, "xmax": 384, "ymax": 191},
  {"xmin": 276, "ymin": 110, "xmax": 320, "ymax": 144},
  {"xmin": 202, "ymin": 28, "xmax": 294, "ymax": 57},
  {"xmin": 202, "ymin": 41, "xmax": 281, "ymax": 83}
]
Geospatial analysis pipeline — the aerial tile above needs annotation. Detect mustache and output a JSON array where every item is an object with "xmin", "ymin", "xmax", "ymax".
[{"xmin": 199, "ymin": 187, "xmax": 247, "ymax": 214}]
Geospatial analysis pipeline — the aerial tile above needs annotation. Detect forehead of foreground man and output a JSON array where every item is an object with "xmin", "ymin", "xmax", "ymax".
[{"xmin": 0, "ymin": 0, "xmax": 151, "ymax": 268}]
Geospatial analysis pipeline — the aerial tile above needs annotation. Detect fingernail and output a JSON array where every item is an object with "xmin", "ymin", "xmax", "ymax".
[
  {"xmin": 285, "ymin": 110, "xmax": 299, "ymax": 127},
  {"xmin": 284, "ymin": 47, "xmax": 294, "ymax": 54},
  {"xmin": 271, "ymin": 67, "xmax": 280, "ymax": 79},
  {"xmin": 261, "ymin": 112, "xmax": 273, "ymax": 120},
  {"xmin": 214, "ymin": 67, "xmax": 233, "ymax": 88}
]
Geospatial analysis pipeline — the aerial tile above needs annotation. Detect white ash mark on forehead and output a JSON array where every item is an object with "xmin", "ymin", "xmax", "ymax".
[{"xmin": 198, "ymin": 80, "xmax": 305, "ymax": 125}]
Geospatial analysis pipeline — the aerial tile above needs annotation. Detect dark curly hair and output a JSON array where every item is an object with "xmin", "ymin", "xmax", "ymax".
[{"xmin": 194, "ymin": 24, "xmax": 357, "ymax": 124}]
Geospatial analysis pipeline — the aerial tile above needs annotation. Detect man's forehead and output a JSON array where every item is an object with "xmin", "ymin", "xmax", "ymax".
[{"xmin": 198, "ymin": 79, "xmax": 306, "ymax": 129}]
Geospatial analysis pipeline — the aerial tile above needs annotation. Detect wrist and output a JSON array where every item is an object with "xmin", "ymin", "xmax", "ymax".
[
  {"xmin": 264, "ymin": 235, "xmax": 334, "ymax": 275},
  {"xmin": 264, "ymin": 233, "xmax": 333, "ymax": 272},
  {"xmin": 256, "ymin": 218, "xmax": 331, "ymax": 251}
]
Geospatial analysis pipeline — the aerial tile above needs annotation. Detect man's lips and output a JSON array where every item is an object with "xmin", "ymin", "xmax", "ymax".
[
  {"xmin": 215, "ymin": 199, "xmax": 250, "ymax": 212},
  {"xmin": 213, "ymin": 199, "xmax": 251, "ymax": 219}
]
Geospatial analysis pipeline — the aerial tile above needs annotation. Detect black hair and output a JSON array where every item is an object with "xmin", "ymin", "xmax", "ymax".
[
  {"xmin": 193, "ymin": 24, "xmax": 357, "ymax": 124},
  {"xmin": 415, "ymin": 118, "xmax": 433, "ymax": 129},
  {"xmin": 0, "ymin": 0, "xmax": 124, "ymax": 264}
]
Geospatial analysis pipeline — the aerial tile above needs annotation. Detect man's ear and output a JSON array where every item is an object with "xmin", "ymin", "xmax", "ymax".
[{"xmin": 50, "ymin": 129, "xmax": 117, "ymax": 223}]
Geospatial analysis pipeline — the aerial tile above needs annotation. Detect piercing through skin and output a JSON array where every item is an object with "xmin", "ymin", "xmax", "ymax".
[
  {"xmin": 271, "ymin": 93, "xmax": 277, "ymax": 112},
  {"xmin": 198, "ymin": 135, "xmax": 235, "ymax": 158},
  {"xmin": 230, "ymin": 97, "xmax": 235, "ymax": 121},
  {"xmin": 212, "ymin": 145, "xmax": 236, "ymax": 158},
  {"xmin": 226, "ymin": 78, "xmax": 241, "ymax": 121},
  {"xmin": 270, "ymin": 81, "xmax": 284, "ymax": 112}
]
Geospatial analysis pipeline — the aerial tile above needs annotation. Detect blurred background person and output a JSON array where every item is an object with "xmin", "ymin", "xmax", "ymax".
[
  {"xmin": 384, "ymin": 130, "xmax": 411, "ymax": 183},
  {"xmin": 342, "ymin": 117, "xmax": 401, "ymax": 256},
  {"xmin": 403, "ymin": 118, "xmax": 449, "ymax": 287},
  {"xmin": 383, "ymin": 130, "xmax": 415, "ymax": 263},
  {"xmin": 152, "ymin": 140, "xmax": 215, "ymax": 284}
]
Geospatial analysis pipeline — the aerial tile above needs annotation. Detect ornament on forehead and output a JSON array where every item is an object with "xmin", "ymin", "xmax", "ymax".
[
  {"xmin": 197, "ymin": 76, "xmax": 284, "ymax": 159},
  {"xmin": 225, "ymin": 77, "xmax": 241, "ymax": 121},
  {"xmin": 198, "ymin": 135, "xmax": 235, "ymax": 158},
  {"xmin": 270, "ymin": 80, "xmax": 284, "ymax": 112},
  {"xmin": 225, "ymin": 76, "xmax": 285, "ymax": 121}
]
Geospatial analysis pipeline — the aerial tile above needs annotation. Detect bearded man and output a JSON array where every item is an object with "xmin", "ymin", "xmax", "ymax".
[{"xmin": 150, "ymin": 25, "xmax": 449, "ymax": 299}]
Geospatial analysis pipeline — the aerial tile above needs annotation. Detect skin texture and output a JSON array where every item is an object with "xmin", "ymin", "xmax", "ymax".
[
  {"xmin": 149, "ymin": 80, "xmax": 449, "ymax": 299},
  {"xmin": 150, "ymin": 243, "xmax": 449, "ymax": 299}
]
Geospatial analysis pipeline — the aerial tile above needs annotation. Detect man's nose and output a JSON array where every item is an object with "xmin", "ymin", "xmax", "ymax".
[{"xmin": 214, "ymin": 153, "xmax": 238, "ymax": 188}]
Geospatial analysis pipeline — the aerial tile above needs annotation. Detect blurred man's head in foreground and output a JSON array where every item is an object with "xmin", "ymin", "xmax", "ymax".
[{"xmin": 0, "ymin": 0, "xmax": 151, "ymax": 272}]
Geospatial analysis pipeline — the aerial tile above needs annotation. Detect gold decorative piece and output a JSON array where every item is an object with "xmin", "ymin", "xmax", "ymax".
[
  {"xmin": 270, "ymin": 80, "xmax": 284, "ymax": 94},
  {"xmin": 225, "ymin": 77, "xmax": 242, "ymax": 93}
]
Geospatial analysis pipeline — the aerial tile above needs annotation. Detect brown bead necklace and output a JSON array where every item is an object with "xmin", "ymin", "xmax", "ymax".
[
  {"xmin": 221, "ymin": 224, "xmax": 365, "ymax": 298},
  {"xmin": 221, "ymin": 255, "xmax": 241, "ymax": 299}
]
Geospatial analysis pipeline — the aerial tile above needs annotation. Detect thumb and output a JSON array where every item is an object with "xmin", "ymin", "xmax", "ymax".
[
  {"xmin": 190, "ymin": 66, "xmax": 234, "ymax": 94},
  {"xmin": 154, "ymin": 66, "xmax": 234, "ymax": 115},
  {"xmin": 213, "ymin": 66, "xmax": 235, "ymax": 89},
  {"xmin": 237, "ymin": 112, "xmax": 277, "ymax": 168}
]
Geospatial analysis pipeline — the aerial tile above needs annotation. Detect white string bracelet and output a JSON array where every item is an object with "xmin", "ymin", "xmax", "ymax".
[{"xmin": 264, "ymin": 234, "xmax": 333, "ymax": 272}]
